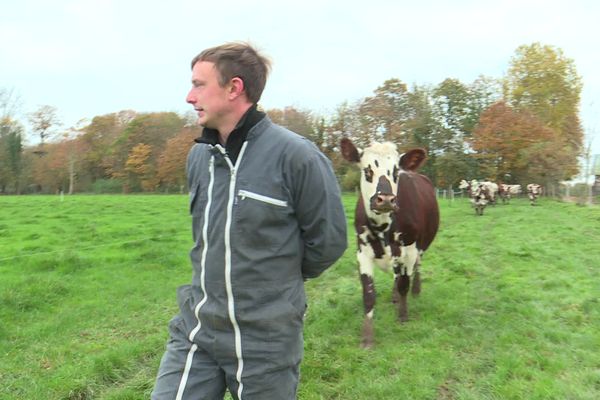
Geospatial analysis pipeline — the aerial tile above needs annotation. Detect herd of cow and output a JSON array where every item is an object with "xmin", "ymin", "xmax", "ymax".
[
  {"xmin": 339, "ymin": 138, "xmax": 543, "ymax": 348},
  {"xmin": 459, "ymin": 179, "xmax": 543, "ymax": 215}
]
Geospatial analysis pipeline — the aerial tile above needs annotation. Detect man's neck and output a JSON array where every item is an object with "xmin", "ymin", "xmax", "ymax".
[{"xmin": 217, "ymin": 103, "xmax": 253, "ymax": 145}]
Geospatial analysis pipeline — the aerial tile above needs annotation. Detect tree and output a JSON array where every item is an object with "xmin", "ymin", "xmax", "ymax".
[
  {"xmin": 156, "ymin": 127, "xmax": 197, "ymax": 192},
  {"xmin": 28, "ymin": 105, "xmax": 61, "ymax": 146},
  {"xmin": 267, "ymin": 107, "xmax": 316, "ymax": 141},
  {"xmin": 402, "ymin": 84, "xmax": 438, "ymax": 181},
  {"xmin": 504, "ymin": 42, "xmax": 583, "ymax": 177},
  {"xmin": 436, "ymin": 151, "xmax": 470, "ymax": 192},
  {"xmin": 470, "ymin": 101, "xmax": 565, "ymax": 184},
  {"xmin": 62, "ymin": 123, "xmax": 87, "ymax": 194},
  {"xmin": 125, "ymin": 143, "xmax": 154, "ymax": 192},
  {"xmin": 0, "ymin": 89, "xmax": 25, "ymax": 193},
  {"xmin": 0, "ymin": 117, "xmax": 24, "ymax": 193},
  {"xmin": 79, "ymin": 112, "xmax": 131, "ymax": 184},
  {"xmin": 1, "ymin": 88, "xmax": 22, "ymax": 120},
  {"xmin": 359, "ymin": 78, "xmax": 411, "ymax": 142},
  {"xmin": 108, "ymin": 112, "xmax": 185, "ymax": 185}
]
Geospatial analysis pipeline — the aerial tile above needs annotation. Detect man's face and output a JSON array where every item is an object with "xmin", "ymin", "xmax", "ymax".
[{"xmin": 186, "ymin": 61, "xmax": 230, "ymax": 128}]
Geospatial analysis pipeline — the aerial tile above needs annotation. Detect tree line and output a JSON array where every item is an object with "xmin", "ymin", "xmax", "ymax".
[{"xmin": 0, "ymin": 43, "xmax": 584, "ymax": 195}]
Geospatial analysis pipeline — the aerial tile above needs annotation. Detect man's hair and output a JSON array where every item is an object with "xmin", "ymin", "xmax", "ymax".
[{"xmin": 191, "ymin": 42, "xmax": 271, "ymax": 104}]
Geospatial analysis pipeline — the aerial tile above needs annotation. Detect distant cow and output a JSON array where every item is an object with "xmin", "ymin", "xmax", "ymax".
[
  {"xmin": 341, "ymin": 138, "xmax": 439, "ymax": 348},
  {"xmin": 481, "ymin": 181, "xmax": 498, "ymax": 205},
  {"xmin": 527, "ymin": 184, "xmax": 542, "ymax": 205},
  {"xmin": 458, "ymin": 179, "xmax": 475, "ymax": 196},
  {"xmin": 459, "ymin": 179, "xmax": 494, "ymax": 215},
  {"xmin": 498, "ymin": 184, "xmax": 522, "ymax": 204}
]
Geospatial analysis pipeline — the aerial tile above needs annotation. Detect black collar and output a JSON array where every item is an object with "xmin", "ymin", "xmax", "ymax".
[{"xmin": 194, "ymin": 104, "xmax": 265, "ymax": 164}]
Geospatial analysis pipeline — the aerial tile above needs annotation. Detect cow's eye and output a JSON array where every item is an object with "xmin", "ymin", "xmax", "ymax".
[
  {"xmin": 363, "ymin": 166, "xmax": 374, "ymax": 183},
  {"xmin": 393, "ymin": 165, "xmax": 399, "ymax": 182}
]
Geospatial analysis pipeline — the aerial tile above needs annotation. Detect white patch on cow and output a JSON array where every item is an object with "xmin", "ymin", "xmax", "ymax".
[
  {"xmin": 357, "ymin": 142, "xmax": 400, "ymax": 220},
  {"xmin": 360, "ymin": 241, "xmax": 393, "ymax": 273},
  {"xmin": 366, "ymin": 310, "xmax": 374, "ymax": 319},
  {"xmin": 374, "ymin": 252, "xmax": 394, "ymax": 272},
  {"xmin": 369, "ymin": 213, "xmax": 394, "ymax": 229},
  {"xmin": 470, "ymin": 197, "xmax": 488, "ymax": 206},
  {"xmin": 482, "ymin": 181, "xmax": 498, "ymax": 200},
  {"xmin": 357, "ymin": 243, "xmax": 376, "ymax": 277},
  {"xmin": 397, "ymin": 242, "xmax": 419, "ymax": 276},
  {"xmin": 358, "ymin": 229, "xmax": 370, "ymax": 243}
]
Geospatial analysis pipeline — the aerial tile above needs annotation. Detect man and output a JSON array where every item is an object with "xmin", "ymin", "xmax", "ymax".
[{"xmin": 151, "ymin": 42, "xmax": 347, "ymax": 400}]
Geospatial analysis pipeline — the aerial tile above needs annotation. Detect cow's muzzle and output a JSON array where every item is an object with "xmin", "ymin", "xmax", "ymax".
[{"xmin": 370, "ymin": 193, "xmax": 397, "ymax": 213}]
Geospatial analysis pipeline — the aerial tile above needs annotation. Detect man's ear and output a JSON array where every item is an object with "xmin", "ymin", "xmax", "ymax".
[{"xmin": 229, "ymin": 76, "xmax": 245, "ymax": 100}]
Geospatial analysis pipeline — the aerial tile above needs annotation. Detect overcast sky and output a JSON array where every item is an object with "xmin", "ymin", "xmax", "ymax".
[{"xmin": 2, "ymin": 0, "xmax": 599, "ymax": 157}]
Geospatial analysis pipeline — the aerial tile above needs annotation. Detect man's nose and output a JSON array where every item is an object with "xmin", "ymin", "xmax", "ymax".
[{"xmin": 186, "ymin": 90, "xmax": 195, "ymax": 104}]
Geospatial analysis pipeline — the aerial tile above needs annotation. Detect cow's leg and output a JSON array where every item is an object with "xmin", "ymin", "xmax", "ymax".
[
  {"xmin": 357, "ymin": 249, "xmax": 376, "ymax": 349},
  {"xmin": 411, "ymin": 255, "xmax": 421, "ymax": 296},
  {"xmin": 391, "ymin": 277, "xmax": 400, "ymax": 304},
  {"xmin": 395, "ymin": 273, "xmax": 410, "ymax": 322},
  {"xmin": 395, "ymin": 244, "xmax": 419, "ymax": 323}
]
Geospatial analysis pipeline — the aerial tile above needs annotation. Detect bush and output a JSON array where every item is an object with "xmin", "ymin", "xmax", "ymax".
[
  {"xmin": 570, "ymin": 183, "xmax": 593, "ymax": 206},
  {"xmin": 340, "ymin": 169, "xmax": 360, "ymax": 192},
  {"xmin": 91, "ymin": 179, "xmax": 123, "ymax": 194}
]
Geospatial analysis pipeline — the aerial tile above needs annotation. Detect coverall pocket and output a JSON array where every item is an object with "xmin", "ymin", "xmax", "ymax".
[{"xmin": 234, "ymin": 188, "xmax": 291, "ymax": 250}]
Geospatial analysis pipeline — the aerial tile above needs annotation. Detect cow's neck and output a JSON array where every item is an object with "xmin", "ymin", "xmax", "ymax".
[{"xmin": 366, "ymin": 211, "xmax": 393, "ymax": 233}]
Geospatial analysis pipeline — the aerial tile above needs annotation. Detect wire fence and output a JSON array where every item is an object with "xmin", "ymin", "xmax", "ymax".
[{"xmin": 436, "ymin": 186, "xmax": 599, "ymax": 205}]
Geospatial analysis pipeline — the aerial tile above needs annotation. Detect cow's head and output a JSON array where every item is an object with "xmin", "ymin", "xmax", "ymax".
[{"xmin": 341, "ymin": 138, "xmax": 400, "ymax": 215}]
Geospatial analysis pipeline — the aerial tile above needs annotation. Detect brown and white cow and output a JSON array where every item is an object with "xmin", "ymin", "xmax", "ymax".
[
  {"xmin": 459, "ymin": 179, "xmax": 493, "ymax": 215},
  {"xmin": 498, "ymin": 184, "xmax": 522, "ymax": 204},
  {"xmin": 482, "ymin": 181, "xmax": 498, "ymax": 205},
  {"xmin": 341, "ymin": 138, "xmax": 439, "ymax": 348},
  {"xmin": 527, "ymin": 183, "xmax": 542, "ymax": 205}
]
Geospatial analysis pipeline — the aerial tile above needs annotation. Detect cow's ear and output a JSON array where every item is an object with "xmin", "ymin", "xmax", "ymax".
[
  {"xmin": 340, "ymin": 138, "xmax": 361, "ymax": 163},
  {"xmin": 399, "ymin": 148, "xmax": 427, "ymax": 171}
]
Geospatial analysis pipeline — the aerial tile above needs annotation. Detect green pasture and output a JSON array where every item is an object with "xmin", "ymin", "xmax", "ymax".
[{"xmin": 0, "ymin": 194, "xmax": 599, "ymax": 399}]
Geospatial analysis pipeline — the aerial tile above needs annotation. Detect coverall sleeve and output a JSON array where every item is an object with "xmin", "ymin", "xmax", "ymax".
[{"xmin": 290, "ymin": 144, "xmax": 348, "ymax": 279}]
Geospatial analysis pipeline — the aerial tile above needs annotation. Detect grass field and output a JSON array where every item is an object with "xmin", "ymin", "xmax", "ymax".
[{"xmin": 1, "ymin": 194, "xmax": 599, "ymax": 399}]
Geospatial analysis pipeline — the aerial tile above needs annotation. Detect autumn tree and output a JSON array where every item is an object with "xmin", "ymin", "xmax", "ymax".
[
  {"xmin": 470, "ymin": 101, "xmax": 560, "ymax": 184},
  {"xmin": 504, "ymin": 42, "xmax": 583, "ymax": 179},
  {"xmin": 25, "ymin": 140, "xmax": 72, "ymax": 192},
  {"xmin": 79, "ymin": 112, "xmax": 133, "ymax": 185},
  {"xmin": 359, "ymin": 78, "xmax": 412, "ymax": 143},
  {"xmin": 125, "ymin": 143, "xmax": 154, "ymax": 192},
  {"xmin": 156, "ymin": 127, "xmax": 198, "ymax": 192},
  {"xmin": 28, "ymin": 105, "xmax": 61, "ymax": 147},
  {"xmin": 267, "ymin": 107, "xmax": 317, "ymax": 142},
  {"xmin": 108, "ymin": 112, "xmax": 185, "ymax": 188}
]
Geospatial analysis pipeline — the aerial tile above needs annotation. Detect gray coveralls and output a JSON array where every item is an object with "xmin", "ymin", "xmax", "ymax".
[{"xmin": 152, "ymin": 113, "xmax": 347, "ymax": 400}]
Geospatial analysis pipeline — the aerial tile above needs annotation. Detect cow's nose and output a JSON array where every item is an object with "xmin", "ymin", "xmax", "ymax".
[
  {"xmin": 376, "ymin": 194, "xmax": 396, "ymax": 206},
  {"xmin": 371, "ymin": 193, "xmax": 396, "ymax": 212}
]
